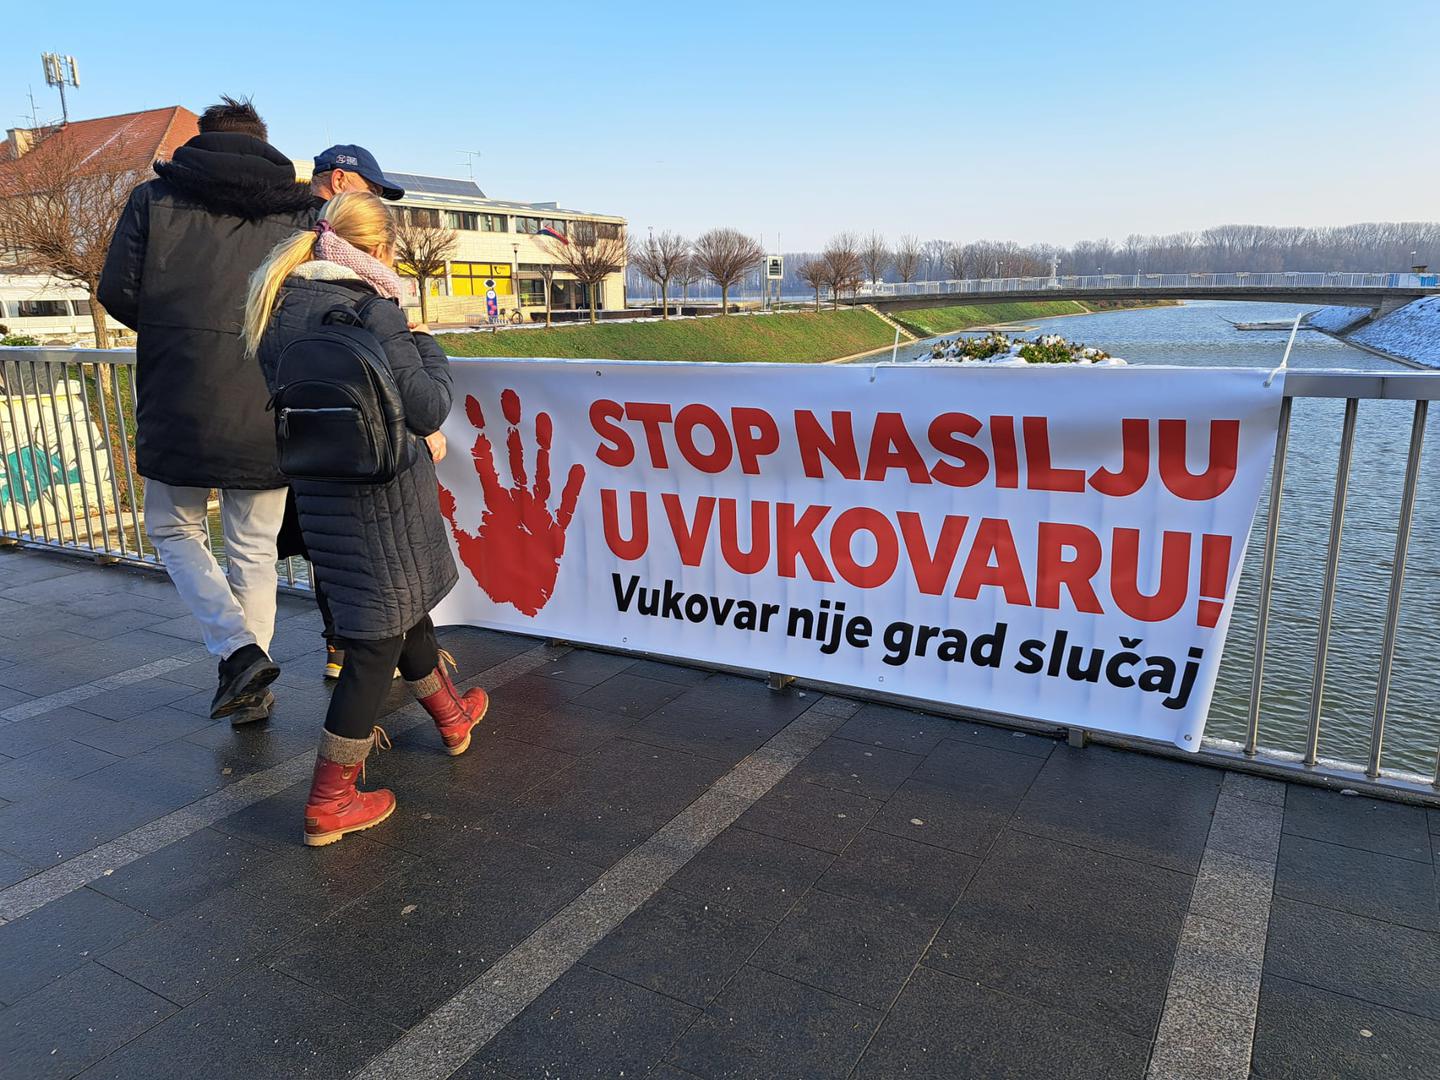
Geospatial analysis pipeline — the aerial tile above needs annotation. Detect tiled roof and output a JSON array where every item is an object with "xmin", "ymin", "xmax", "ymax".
[{"xmin": 0, "ymin": 106, "xmax": 199, "ymax": 175}]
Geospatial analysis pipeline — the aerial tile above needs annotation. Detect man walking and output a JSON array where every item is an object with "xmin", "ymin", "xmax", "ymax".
[{"xmin": 99, "ymin": 97, "xmax": 317, "ymax": 722}]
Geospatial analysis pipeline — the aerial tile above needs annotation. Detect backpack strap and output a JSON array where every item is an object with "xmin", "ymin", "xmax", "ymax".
[{"xmin": 320, "ymin": 294, "xmax": 391, "ymax": 328}]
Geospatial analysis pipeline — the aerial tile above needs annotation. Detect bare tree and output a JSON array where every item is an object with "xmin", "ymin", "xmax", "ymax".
[
  {"xmin": 540, "ymin": 223, "xmax": 627, "ymax": 324},
  {"xmin": 795, "ymin": 257, "xmax": 826, "ymax": 310},
  {"xmin": 894, "ymin": 234, "xmax": 922, "ymax": 283},
  {"xmin": 944, "ymin": 241, "xmax": 967, "ymax": 280},
  {"xmin": 393, "ymin": 218, "xmax": 457, "ymax": 325},
  {"xmin": 859, "ymin": 232, "xmax": 891, "ymax": 287},
  {"xmin": 673, "ymin": 252, "xmax": 699, "ymax": 310},
  {"xmin": 0, "ymin": 127, "xmax": 148, "ymax": 348},
  {"xmin": 820, "ymin": 233, "xmax": 864, "ymax": 309},
  {"xmin": 691, "ymin": 227, "xmax": 763, "ymax": 315},
  {"xmin": 628, "ymin": 230, "xmax": 690, "ymax": 319}
]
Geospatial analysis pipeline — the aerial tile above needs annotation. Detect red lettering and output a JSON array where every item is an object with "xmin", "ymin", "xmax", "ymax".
[
  {"xmin": 990, "ymin": 416, "xmax": 1020, "ymax": 488},
  {"xmin": 955, "ymin": 518, "xmax": 1030, "ymax": 605},
  {"xmin": 1158, "ymin": 419, "xmax": 1238, "ymax": 500},
  {"xmin": 897, "ymin": 512, "xmax": 967, "ymax": 596},
  {"xmin": 795, "ymin": 411, "xmax": 860, "ymax": 480},
  {"xmin": 675, "ymin": 404, "xmax": 732, "ymax": 473},
  {"xmin": 1023, "ymin": 417, "xmax": 1085, "ymax": 492},
  {"xmin": 661, "ymin": 493, "xmax": 715, "ymax": 566},
  {"xmin": 732, "ymin": 408, "xmax": 780, "ymax": 475},
  {"xmin": 1090, "ymin": 418, "xmax": 1149, "ymax": 497},
  {"xmin": 776, "ymin": 503, "xmax": 834, "ymax": 581},
  {"xmin": 624, "ymin": 401, "xmax": 673, "ymax": 468},
  {"xmin": 864, "ymin": 413, "xmax": 930, "ymax": 484},
  {"xmin": 719, "ymin": 498, "xmax": 770, "ymax": 575},
  {"xmin": 1111, "ymin": 527, "xmax": 1191, "ymax": 621},
  {"xmin": 1035, "ymin": 522, "xmax": 1103, "ymax": 613},
  {"xmin": 830, "ymin": 507, "xmax": 900, "ymax": 588},
  {"xmin": 928, "ymin": 413, "xmax": 989, "ymax": 488},
  {"xmin": 601, "ymin": 489, "xmax": 647, "ymax": 559},
  {"xmin": 590, "ymin": 399, "xmax": 632, "ymax": 467}
]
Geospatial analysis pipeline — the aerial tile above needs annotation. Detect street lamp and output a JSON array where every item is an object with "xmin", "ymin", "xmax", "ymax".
[{"xmin": 512, "ymin": 242, "xmax": 520, "ymax": 314}]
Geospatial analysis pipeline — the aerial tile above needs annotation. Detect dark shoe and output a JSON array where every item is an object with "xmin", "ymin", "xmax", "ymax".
[
  {"xmin": 229, "ymin": 689, "xmax": 275, "ymax": 728},
  {"xmin": 324, "ymin": 643, "xmax": 344, "ymax": 681},
  {"xmin": 211, "ymin": 644, "xmax": 281, "ymax": 719}
]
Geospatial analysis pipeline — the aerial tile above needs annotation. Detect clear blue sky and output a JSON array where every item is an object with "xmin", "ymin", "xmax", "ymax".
[{"xmin": 5, "ymin": 0, "xmax": 1436, "ymax": 249}]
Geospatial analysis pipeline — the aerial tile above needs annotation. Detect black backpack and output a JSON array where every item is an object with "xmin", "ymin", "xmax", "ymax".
[{"xmin": 270, "ymin": 297, "xmax": 410, "ymax": 484}]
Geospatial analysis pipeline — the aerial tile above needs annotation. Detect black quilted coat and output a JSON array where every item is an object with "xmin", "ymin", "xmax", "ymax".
[
  {"xmin": 256, "ymin": 269, "xmax": 457, "ymax": 641},
  {"xmin": 98, "ymin": 132, "xmax": 320, "ymax": 488}
]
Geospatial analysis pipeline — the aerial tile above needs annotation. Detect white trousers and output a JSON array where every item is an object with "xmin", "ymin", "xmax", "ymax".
[{"xmin": 143, "ymin": 480, "xmax": 287, "ymax": 658}]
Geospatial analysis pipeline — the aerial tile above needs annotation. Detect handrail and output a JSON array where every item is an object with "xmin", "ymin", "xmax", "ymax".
[
  {"xmin": 859, "ymin": 271, "xmax": 1440, "ymax": 296},
  {"xmin": 2, "ymin": 347, "xmax": 1437, "ymax": 801}
]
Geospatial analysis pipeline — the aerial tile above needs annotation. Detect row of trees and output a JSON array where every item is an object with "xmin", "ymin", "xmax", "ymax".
[{"xmin": 628, "ymin": 227, "xmax": 766, "ymax": 318}]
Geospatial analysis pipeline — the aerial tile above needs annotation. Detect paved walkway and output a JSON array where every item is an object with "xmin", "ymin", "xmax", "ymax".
[{"xmin": 0, "ymin": 548, "xmax": 1436, "ymax": 1080}]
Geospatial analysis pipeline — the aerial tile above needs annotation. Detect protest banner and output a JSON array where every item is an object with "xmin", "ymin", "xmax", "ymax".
[{"xmin": 430, "ymin": 361, "xmax": 1284, "ymax": 749}]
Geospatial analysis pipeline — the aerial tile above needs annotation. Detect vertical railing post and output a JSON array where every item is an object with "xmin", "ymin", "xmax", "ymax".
[
  {"xmin": 1303, "ymin": 397, "xmax": 1359, "ymax": 767},
  {"xmin": 1366, "ymin": 399, "xmax": 1426, "ymax": 778},
  {"xmin": 1245, "ymin": 395, "xmax": 1292, "ymax": 755}
]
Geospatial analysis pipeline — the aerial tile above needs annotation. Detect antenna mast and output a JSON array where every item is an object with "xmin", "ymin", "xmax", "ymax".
[{"xmin": 40, "ymin": 52, "xmax": 79, "ymax": 124}]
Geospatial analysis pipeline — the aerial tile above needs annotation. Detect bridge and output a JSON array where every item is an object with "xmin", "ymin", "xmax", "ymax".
[{"xmin": 849, "ymin": 270, "xmax": 1440, "ymax": 314}]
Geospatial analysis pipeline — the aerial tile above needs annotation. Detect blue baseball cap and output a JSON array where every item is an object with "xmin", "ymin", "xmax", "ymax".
[{"xmin": 313, "ymin": 144, "xmax": 404, "ymax": 201}]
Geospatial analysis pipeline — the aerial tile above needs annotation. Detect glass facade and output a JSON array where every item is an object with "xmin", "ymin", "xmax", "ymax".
[{"xmin": 451, "ymin": 262, "xmax": 513, "ymax": 297}]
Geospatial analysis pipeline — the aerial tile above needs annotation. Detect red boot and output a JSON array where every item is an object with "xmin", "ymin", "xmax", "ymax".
[
  {"xmin": 302, "ymin": 728, "xmax": 396, "ymax": 847},
  {"xmin": 409, "ymin": 655, "xmax": 489, "ymax": 756}
]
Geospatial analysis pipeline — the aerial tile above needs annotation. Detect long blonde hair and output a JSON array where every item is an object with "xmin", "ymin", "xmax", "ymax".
[{"xmin": 243, "ymin": 191, "xmax": 397, "ymax": 357}]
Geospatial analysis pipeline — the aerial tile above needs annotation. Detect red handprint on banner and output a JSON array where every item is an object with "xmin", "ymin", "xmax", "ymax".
[{"xmin": 438, "ymin": 389, "xmax": 586, "ymax": 616}]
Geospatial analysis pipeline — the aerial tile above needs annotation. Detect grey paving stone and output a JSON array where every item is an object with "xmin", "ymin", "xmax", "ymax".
[
  {"xmin": 735, "ymin": 774, "xmax": 879, "ymax": 854},
  {"xmin": 1010, "ymin": 745, "xmax": 1221, "ymax": 872},
  {"xmin": 1190, "ymin": 847, "xmax": 1275, "ymax": 933},
  {"xmin": 816, "ymin": 828, "xmax": 978, "ymax": 922},
  {"xmin": 1146, "ymin": 990, "xmax": 1257, "ymax": 1080},
  {"xmin": 571, "ymin": 671, "xmax": 691, "ymax": 719},
  {"xmin": 71, "ymin": 677, "xmax": 195, "ymax": 722},
  {"xmin": 927, "ymin": 829, "xmax": 1191, "ymax": 1039},
  {"xmin": 1222, "ymin": 770, "xmax": 1287, "ymax": 806},
  {"xmin": 1209, "ymin": 793, "xmax": 1285, "ymax": 862},
  {"xmin": 72, "ymin": 705, "xmax": 214, "ymax": 758},
  {"xmin": 667, "ymin": 825, "xmax": 834, "ymax": 921},
  {"xmin": 789, "ymin": 737, "xmax": 922, "ymax": 800},
  {"xmin": 75, "ymin": 964, "xmax": 401, "ymax": 1080},
  {"xmin": 0, "ymin": 848, "xmax": 38, "ymax": 890},
  {"xmin": 667, "ymin": 965, "xmax": 880, "ymax": 1080},
  {"xmin": 622, "ymin": 657, "xmax": 712, "ymax": 687},
  {"xmin": 1428, "ymin": 808, "xmax": 1439, "ymax": 836},
  {"xmin": 486, "ymin": 701, "xmax": 645, "ymax": 756},
  {"xmin": 275, "ymin": 837, "xmax": 597, "ymax": 1027},
  {"xmin": 0, "ymin": 961, "xmax": 176, "ymax": 1080},
  {"xmin": 1276, "ymin": 833, "xmax": 1437, "ymax": 932},
  {"xmin": 96, "ymin": 886, "xmax": 316, "ymax": 1005},
  {"xmin": 753, "ymin": 887, "xmax": 936, "ymax": 1010},
  {"xmin": 1283, "ymin": 786, "xmax": 1433, "ymax": 864},
  {"xmin": 854, "ymin": 964, "xmax": 1149, "ymax": 1080},
  {"xmin": 396, "ymin": 729, "xmax": 575, "ymax": 801},
  {"xmin": 832, "ymin": 702, "xmax": 952, "ymax": 755},
  {"xmin": 235, "ymin": 830, "xmax": 419, "ymax": 918},
  {"xmin": 1265, "ymin": 897, "xmax": 1440, "ymax": 1020},
  {"xmin": 87, "ymin": 828, "xmax": 278, "ymax": 919},
  {"xmin": 0, "ymin": 885, "xmax": 155, "ymax": 1004},
  {"xmin": 0, "ymin": 781, "xmax": 161, "ymax": 867},
  {"xmin": 534, "ymin": 648, "xmax": 636, "ymax": 686},
  {"xmin": 1251, "ymin": 975, "xmax": 1440, "ymax": 1079},
  {"xmin": 470, "ymin": 964, "xmax": 698, "ymax": 1079},
  {"xmin": 484, "ymin": 673, "xmax": 590, "ymax": 721},
  {"xmin": 648, "ymin": 672, "xmax": 819, "ymax": 729},
  {"xmin": 583, "ymin": 887, "xmax": 772, "ymax": 1006},
  {"xmin": 0, "ymin": 738, "xmax": 118, "ymax": 802},
  {"xmin": 432, "ymin": 625, "xmax": 540, "ymax": 676},
  {"xmin": 1168, "ymin": 914, "xmax": 1265, "ymax": 1019},
  {"xmin": 626, "ymin": 703, "xmax": 796, "ymax": 764},
  {"xmin": 0, "ymin": 706, "xmax": 111, "ymax": 758}
]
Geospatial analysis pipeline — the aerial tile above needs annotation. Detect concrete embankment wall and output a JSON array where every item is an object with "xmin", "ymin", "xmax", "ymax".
[{"xmin": 1311, "ymin": 297, "xmax": 1440, "ymax": 368}]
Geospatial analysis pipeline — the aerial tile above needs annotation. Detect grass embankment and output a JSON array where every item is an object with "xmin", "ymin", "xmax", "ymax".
[
  {"xmin": 893, "ymin": 298, "xmax": 1178, "ymax": 337},
  {"xmin": 438, "ymin": 309, "xmax": 896, "ymax": 364}
]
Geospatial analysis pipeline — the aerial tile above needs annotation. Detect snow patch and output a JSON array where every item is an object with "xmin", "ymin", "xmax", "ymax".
[
  {"xmin": 1306, "ymin": 305, "xmax": 1371, "ymax": 333},
  {"xmin": 1349, "ymin": 297, "xmax": 1440, "ymax": 368}
]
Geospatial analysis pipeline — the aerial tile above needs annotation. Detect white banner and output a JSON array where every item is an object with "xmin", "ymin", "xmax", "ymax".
[{"xmin": 431, "ymin": 361, "xmax": 1284, "ymax": 750}]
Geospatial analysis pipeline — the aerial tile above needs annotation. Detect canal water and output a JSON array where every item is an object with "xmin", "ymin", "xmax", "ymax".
[{"xmin": 902, "ymin": 300, "xmax": 1439, "ymax": 777}]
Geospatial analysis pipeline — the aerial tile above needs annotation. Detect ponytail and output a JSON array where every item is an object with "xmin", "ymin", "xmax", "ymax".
[{"xmin": 243, "ymin": 229, "xmax": 319, "ymax": 358}]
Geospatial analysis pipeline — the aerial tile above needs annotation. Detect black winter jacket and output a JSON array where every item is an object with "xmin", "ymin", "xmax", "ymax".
[
  {"xmin": 98, "ymin": 132, "xmax": 320, "ymax": 489},
  {"xmin": 256, "ymin": 266, "xmax": 457, "ymax": 640}
]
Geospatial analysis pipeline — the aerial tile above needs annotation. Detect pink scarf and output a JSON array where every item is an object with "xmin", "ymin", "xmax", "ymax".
[{"xmin": 313, "ymin": 220, "xmax": 405, "ymax": 301}]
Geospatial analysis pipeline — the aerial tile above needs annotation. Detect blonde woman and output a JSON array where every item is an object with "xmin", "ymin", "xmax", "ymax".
[{"xmin": 244, "ymin": 192, "xmax": 489, "ymax": 846}]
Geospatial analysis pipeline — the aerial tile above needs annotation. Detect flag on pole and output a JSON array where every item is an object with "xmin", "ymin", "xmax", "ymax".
[{"xmin": 538, "ymin": 226, "xmax": 568, "ymax": 245}]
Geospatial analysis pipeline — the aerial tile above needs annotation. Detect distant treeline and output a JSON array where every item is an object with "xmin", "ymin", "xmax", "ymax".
[{"xmin": 627, "ymin": 222, "xmax": 1440, "ymax": 299}]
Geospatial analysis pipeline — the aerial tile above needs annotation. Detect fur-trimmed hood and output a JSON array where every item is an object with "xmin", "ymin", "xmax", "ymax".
[{"xmin": 154, "ymin": 132, "xmax": 319, "ymax": 221}]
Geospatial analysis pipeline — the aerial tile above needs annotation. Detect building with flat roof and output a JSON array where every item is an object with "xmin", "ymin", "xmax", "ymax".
[{"xmin": 297, "ymin": 164, "xmax": 627, "ymax": 324}]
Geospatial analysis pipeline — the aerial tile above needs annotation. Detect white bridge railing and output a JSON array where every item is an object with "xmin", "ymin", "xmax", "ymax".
[{"xmin": 860, "ymin": 271, "xmax": 1440, "ymax": 297}]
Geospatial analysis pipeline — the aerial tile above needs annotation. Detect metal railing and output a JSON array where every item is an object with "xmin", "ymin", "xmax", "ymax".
[
  {"xmin": 860, "ymin": 271, "xmax": 1440, "ymax": 297},
  {"xmin": 0, "ymin": 348, "xmax": 310, "ymax": 590},
  {"xmin": 2, "ymin": 348, "xmax": 1437, "ymax": 801}
]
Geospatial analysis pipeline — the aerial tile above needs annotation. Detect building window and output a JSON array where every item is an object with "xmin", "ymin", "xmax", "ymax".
[
  {"xmin": 445, "ymin": 211, "xmax": 479, "ymax": 231},
  {"xmin": 519, "ymin": 279, "xmax": 547, "ymax": 306},
  {"xmin": 481, "ymin": 213, "xmax": 507, "ymax": 232},
  {"xmin": 396, "ymin": 206, "xmax": 442, "ymax": 228},
  {"xmin": 516, "ymin": 216, "xmax": 567, "ymax": 237},
  {"xmin": 15, "ymin": 299, "xmax": 70, "ymax": 318},
  {"xmin": 451, "ymin": 262, "xmax": 513, "ymax": 297}
]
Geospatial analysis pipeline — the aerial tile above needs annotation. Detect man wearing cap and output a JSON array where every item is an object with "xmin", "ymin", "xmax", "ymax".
[
  {"xmin": 310, "ymin": 144, "xmax": 406, "ymax": 201},
  {"xmin": 97, "ymin": 100, "xmax": 403, "ymax": 726}
]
